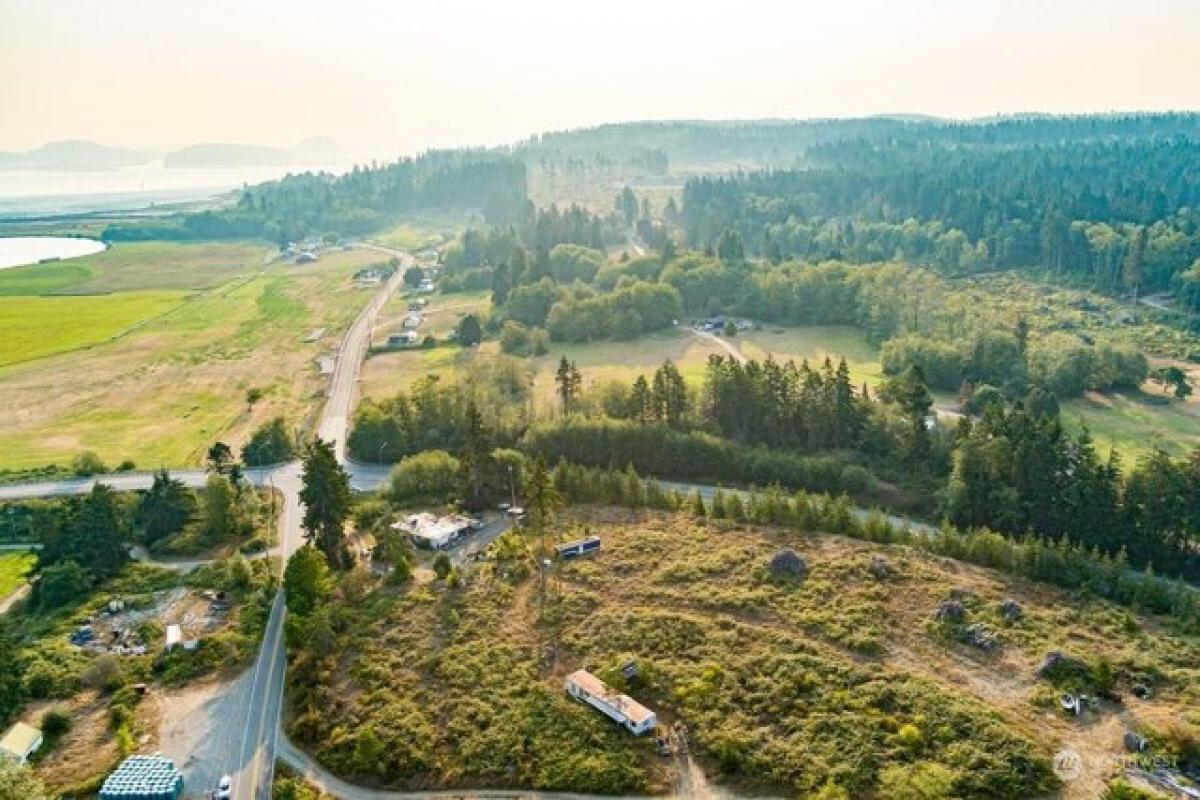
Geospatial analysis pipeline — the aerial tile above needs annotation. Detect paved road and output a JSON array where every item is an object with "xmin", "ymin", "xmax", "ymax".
[{"xmin": 230, "ymin": 253, "xmax": 406, "ymax": 800}]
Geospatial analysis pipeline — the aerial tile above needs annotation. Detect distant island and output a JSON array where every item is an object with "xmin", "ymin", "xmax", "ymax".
[
  {"xmin": 163, "ymin": 143, "xmax": 293, "ymax": 169},
  {"xmin": 0, "ymin": 140, "xmax": 153, "ymax": 171}
]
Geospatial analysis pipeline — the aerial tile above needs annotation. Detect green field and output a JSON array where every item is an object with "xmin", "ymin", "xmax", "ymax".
[
  {"xmin": 0, "ymin": 291, "xmax": 185, "ymax": 366},
  {"xmin": 0, "ymin": 550, "xmax": 36, "ymax": 600},
  {"xmin": 1061, "ymin": 389, "xmax": 1200, "ymax": 462},
  {"xmin": 737, "ymin": 324, "xmax": 885, "ymax": 387},
  {"xmin": 0, "ymin": 243, "xmax": 390, "ymax": 471}
]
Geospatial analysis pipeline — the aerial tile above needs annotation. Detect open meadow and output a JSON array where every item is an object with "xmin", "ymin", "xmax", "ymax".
[
  {"xmin": 361, "ymin": 320, "xmax": 728, "ymax": 411},
  {"xmin": 0, "ymin": 242, "xmax": 391, "ymax": 471}
]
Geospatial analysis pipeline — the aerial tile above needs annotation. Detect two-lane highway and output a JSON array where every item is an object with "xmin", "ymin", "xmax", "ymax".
[{"xmin": 233, "ymin": 251, "xmax": 406, "ymax": 799}]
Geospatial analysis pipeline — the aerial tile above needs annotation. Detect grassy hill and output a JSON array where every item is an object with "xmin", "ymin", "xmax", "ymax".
[{"xmin": 287, "ymin": 507, "xmax": 1200, "ymax": 798}]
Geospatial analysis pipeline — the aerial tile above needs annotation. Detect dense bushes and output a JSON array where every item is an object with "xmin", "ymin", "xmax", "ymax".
[
  {"xmin": 387, "ymin": 450, "xmax": 460, "ymax": 502},
  {"xmin": 523, "ymin": 416, "xmax": 877, "ymax": 500},
  {"xmin": 545, "ymin": 281, "xmax": 682, "ymax": 343},
  {"xmin": 499, "ymin": 321, "xmax": 549, "ymax": 356},
  {"xmin": 242, "ymin": 417, "xmax": 296, "ymax": 466}
]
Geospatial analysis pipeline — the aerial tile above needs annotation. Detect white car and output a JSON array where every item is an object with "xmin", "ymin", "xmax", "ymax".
[{"xmin": 215, "ymin": 775, "xmax": 232, "ymax": 799}]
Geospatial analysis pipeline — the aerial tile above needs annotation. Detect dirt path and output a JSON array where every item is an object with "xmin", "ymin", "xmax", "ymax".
[
  {"xmin": 0, "ymin": 584, "xmax": 30, "ymax": 615},
  {"xmin": 689, "ymin": 328, "xmax": 746, "ymax": 363}
]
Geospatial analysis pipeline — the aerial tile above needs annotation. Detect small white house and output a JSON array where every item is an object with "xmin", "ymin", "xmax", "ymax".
[
  {"xmin": 0, "ymin": 722, "xmax": 42, "ymax": 763},
  {"xmin": 565, "ymin": 670, "xmax": 656, "ymax": 735}
]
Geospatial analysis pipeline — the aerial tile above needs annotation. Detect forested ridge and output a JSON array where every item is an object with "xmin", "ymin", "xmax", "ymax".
[
  {"xmin": 679, "ymin": 114, "xmax": 1200, "ymax": 292},
  {"xmin": 103, "ymin": 150, "xmax": 529, "ymax": 244}
]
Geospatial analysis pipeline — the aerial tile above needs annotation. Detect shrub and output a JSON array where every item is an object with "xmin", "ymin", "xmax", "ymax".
[
  {"xmin": 242, "ymin": 417, "xmax": 296, "ymax": 466},
  {"xmin": 388, "ymin": 450, "xmax": 460, "ymax": 502},
  {"xmin": 82, "ymin": 655, "xmax": 127, "ymax": 694},
  {"xmin": 40, "ymin": 707, "xmax": 71, "ymax": 739},
  {"xmin": 71, "ymin": 451, "xmax": 108, "ymax": 477}
]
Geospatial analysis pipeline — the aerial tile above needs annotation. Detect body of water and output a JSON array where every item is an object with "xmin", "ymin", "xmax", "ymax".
[
  {"xmin": 0, "ymin": 161, "xmax": 350, "ymax": 217},
  {"xmin": 0, "ymin": 236, "xmax": 107, "ymax": 270}
]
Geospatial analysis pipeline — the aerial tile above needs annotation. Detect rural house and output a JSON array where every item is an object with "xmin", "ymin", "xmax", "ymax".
[{"xmin": 565, "ymin": 669, "xmax": 657, "ymax": 735}]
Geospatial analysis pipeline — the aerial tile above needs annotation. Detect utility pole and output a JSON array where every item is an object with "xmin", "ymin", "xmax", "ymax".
[{"xmin": 507, "ymin": 465, "xmax": 516, "ymax": 511}]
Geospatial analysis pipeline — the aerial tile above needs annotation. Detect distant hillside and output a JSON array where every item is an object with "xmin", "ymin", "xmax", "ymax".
[
  {"xmin": 164, "ymin": 143, "xmax": 294, "ymax": 169},
  {"xmin": 0, "ymin": 140, "xmax": 154, "ymax": 171}
]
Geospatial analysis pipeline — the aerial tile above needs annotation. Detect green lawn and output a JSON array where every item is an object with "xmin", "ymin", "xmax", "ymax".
[
  {"xmin": 0, "ymin": 551, "xmax": 36, "ymax": 600},
  {"xmin": 0, "ymin": 291, "xmax": 186, "ymax": 366}
]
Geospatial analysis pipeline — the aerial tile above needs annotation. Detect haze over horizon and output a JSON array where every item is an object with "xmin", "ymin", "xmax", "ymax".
[{"xmin": 4, "ymin": 0, "xmax": 1200, "ymax": 157}]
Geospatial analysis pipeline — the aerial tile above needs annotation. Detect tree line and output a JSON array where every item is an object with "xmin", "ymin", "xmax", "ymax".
[{"xmin": 946, "ymin": 405, "xmax": 1200, "ymax": 578}]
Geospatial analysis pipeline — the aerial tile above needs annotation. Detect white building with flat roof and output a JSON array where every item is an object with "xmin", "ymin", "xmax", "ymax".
[
  {"xmin": 0, "ymin": 722, "xmax": 42, "ymax": 763},
  {"xmin": 393, "ymin": 512, "xmax": 473, "ymax": 549},
  {"xmin": 565, "ymin": 669, "xmax": 656, "ymax": 735}
]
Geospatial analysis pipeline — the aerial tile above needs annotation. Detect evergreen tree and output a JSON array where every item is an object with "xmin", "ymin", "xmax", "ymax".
[
  {"xmin": 881, "ymin": 365, "xmax": 934, "ymax": 465},
  {"xmin": 554, "ymin": 357, "xmax": 582, "ymax": 414},
  {"xmin": 0, "ymin": 621, "xmax": 23, "ymax": 727},
  {"xmin": 458, "ymin": 400, "xmax": 494, "ymax": 511},
  {"xmin": 457, "ymin": 313, "xmax": 483, "ymax": 346},
  {"xmin": 40, "ymin": 484, "xmax": 129, "ymax": 578},
  {"xmin": 629, "ymin": 375, "xmax": 653, "ymax": 424},
  {"xmin": 299, "ymin": 438, "xmax": 352, "ymax": 569},
  {"xmin": 136, "ymin": 470, "xmax": 196, "ymax": 545}
]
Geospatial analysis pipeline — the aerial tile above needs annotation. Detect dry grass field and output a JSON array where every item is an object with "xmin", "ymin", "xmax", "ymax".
[{"xmin": 0, "ymin": 243, "xmax": 390, "ymax": 470}]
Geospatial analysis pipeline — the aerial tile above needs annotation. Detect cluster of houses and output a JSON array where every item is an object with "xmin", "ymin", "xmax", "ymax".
[
  {"xmin": 385, "ymin": 299, "xmax": 431, "ymax": 348},
  {"xmin": 283, "ymin": 240, "xmax": 323, "ymax": 264}
]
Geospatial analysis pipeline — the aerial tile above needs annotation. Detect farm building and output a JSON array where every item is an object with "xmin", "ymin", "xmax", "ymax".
[
  {"xmin": 393, "ymin": 513, "xmax": 475, "ymax": 549},
  {"xmin": 387, "ymin": 331, "xmax": 419, "ymax": 347},
  {"xmin": 565, "ymin": 669, "xmax": 657, "ymax": 735},
  {"xmin": 0, "ymin": 721, "xmax": 42, "ymax": 762},
  {"xmin": 99, "ymin": 754, "xmax": 183, "ymax": 800},
  {"xmin": 402, "ymin": 312, "xmax": 423, "ymax": 330}
]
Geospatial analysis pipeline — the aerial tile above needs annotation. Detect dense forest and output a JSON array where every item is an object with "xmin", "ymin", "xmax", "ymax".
[
  {"xmin": 103, "ymin": 150, "xmax": 528, "ymax": 244},
  {"xmin": 682, "ymin": 116, "xmax": 1200, "ymax": 291}
]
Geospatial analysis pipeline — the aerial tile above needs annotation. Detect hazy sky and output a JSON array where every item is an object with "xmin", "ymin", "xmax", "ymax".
[{"xmin": 3, "ymin": 0, "xmax": 1200, "ymax": 155}]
